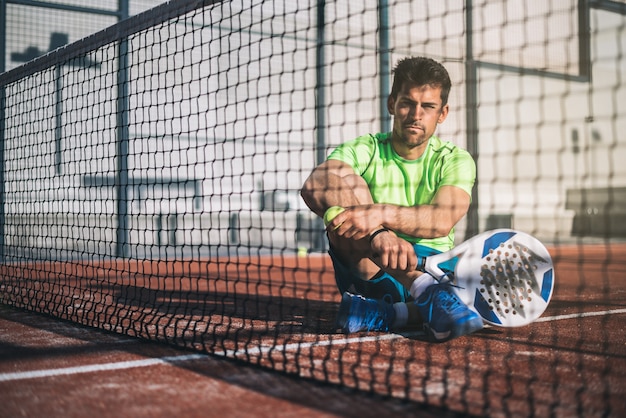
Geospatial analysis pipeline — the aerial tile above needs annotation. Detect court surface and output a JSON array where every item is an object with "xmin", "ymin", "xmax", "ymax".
[{"xmin": 1, "ymin": 243, "xmax": 625, "ymax": 417}]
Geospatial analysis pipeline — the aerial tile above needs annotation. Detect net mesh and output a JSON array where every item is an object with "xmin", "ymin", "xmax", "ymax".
[{"xmin": 1, "ymin": 0, "xmax": 625, "ymax": 416}]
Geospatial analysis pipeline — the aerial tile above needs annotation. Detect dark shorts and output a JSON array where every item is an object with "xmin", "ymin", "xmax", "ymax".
[{"xmin": 328, "ymin": 243, "xmax": 456, "ymax": 303}]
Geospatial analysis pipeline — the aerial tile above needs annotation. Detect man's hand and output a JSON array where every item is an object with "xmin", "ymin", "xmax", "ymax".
[
  {"xmin": 328, "ymin": 205, "xmax": 385, "ymax": 240},
  {"xmin": 369, "ymin": 229, "xmax": 417, "ymax": 272}
]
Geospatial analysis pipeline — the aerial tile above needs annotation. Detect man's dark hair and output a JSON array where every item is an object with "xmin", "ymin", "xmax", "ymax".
[{"xmin": 390, "ymin": 56, "xmax": 451, "ymax": 107}]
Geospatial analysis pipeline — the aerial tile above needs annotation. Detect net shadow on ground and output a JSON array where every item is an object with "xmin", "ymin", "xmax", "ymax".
[{"xmin": 0, "ymin": 305, "xmax": 472, "ymax": 418}]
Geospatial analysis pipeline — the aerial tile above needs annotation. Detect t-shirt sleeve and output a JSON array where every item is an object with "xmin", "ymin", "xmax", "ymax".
[
  {"xmin": 439, "ymin": 147, "xmax": 476, "ymax": 198},
  {"xmin": 326, "ymin": 134, "xmax": 377, "ymax": 175}
]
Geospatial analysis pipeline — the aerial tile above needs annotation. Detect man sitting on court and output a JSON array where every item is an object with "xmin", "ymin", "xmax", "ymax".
[{"xmin": 300, "ymin": 56, "xmax": 483, "ymax": 342}]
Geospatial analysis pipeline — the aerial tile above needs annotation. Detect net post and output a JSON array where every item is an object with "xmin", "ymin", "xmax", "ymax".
[
  {"xmin": 115, "ymin": 35, "xmax": 130, "ymax": 258},
  {"xmin": 113, "ymin": 0, "xmax": 130, "ymax": 258},
  {"xmin": 0, "ymin": 1, "xmax": 6, "ymax": 262},
  {"xmin": 0, "ymin": 86, "xmax": 4, "ymax": 262},
  {"xmin": 54, "ymin": 65, "xmax": 63, "ymax": 174},
  {"xmin": 378, "ymin": 0, "xmax": 391, "ymax": 133},
  {"xmin": 464, "ymin": 0, "xmax": 479, "ymax": 238},
  {"xmin": 315, "ymin": 0, "xmax": 326, "ymax": 166},
  {"xmin": 0, "ymin": 0, "xmax": 5, "ymax": 73},
  {"xmin": 578, "ymin": 0, "xmax": 592, "ymax": 79}
]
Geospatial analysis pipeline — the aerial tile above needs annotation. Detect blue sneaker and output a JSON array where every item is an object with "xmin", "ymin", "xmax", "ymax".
[
  {"xmin": 336, "ymin": 292, "xmax": 396, "ymax": 333},
  {"xmin": 415, "ymin": 283, "xmax": 483, "ymax": 342}
]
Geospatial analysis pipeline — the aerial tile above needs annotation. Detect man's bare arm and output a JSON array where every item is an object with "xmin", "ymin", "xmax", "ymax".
[
  {"xmin": 300, "ymin": 159, "xmax": 370, "ymax": 218},
  {"xmin": 338, "ymin": 185, "xmax": 470, "ymax": 240},
  {"xmin": 302, "ymin": 159, "xmax": 470, "ymax": 240},
  {"xmin": 383, "ymin": 185, "xmax": 471, "ymax": 238}
]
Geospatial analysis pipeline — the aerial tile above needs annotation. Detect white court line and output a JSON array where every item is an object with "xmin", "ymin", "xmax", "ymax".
[
  {"xmin": 534, "ymin": 307, "xmax": 626, "ymax": 323},
  {"xmin": 214, "ymin": 332, "xmax": 414, "ymax": 358},
  {"xmin": 2, "ymin": 308, "xmax": 625, "ymax": 382},
  {"xmin": 0, "ymin": 353, "xmax": 207, "ymax": 382}
]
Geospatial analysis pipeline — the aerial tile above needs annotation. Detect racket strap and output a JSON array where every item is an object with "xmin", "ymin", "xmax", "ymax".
[{"xmin": 416, "ymin": 256, "xmax": 427, "ymax": 271}]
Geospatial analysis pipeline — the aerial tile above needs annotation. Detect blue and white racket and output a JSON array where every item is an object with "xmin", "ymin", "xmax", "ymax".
[{"xmin": 417, "ymin": 229, "xmax": 555, "ymax": 327}]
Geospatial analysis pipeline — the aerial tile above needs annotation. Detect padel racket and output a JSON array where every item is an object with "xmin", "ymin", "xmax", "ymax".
[{"xmin": 417, "ymin": 229, "xmax": 554, "ymax": 327}]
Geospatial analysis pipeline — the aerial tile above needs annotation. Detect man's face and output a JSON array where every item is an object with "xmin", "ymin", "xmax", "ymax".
[{"xmin": 387, "ymin": 82, "xmax": 449, "ymax": 159}]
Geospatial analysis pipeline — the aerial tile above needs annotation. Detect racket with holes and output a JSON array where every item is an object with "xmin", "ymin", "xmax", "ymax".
[{"xmin": 417, "ymin": 229, "xmax": 554, "ymax": 327}]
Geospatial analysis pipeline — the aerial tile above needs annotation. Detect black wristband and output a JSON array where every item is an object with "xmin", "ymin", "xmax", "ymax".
[{"xmin": 368, "ymin": 227, "xmax": 390, "ymax": 243}]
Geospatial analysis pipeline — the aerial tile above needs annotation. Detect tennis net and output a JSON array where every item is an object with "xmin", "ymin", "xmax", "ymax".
[{"xmin": 1, "ymin": 0, "xmax": 625, "ymax": 416}]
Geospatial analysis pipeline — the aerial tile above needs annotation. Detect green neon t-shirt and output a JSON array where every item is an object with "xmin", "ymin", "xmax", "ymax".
[{"xmin": 327, "ymin": 132, "xmax": 476, "ymax": 251}]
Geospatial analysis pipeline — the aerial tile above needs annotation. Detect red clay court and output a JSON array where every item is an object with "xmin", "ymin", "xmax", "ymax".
[{"xmin": 1, "ymin": 242, "xmax": 625, "ymax": 417}]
